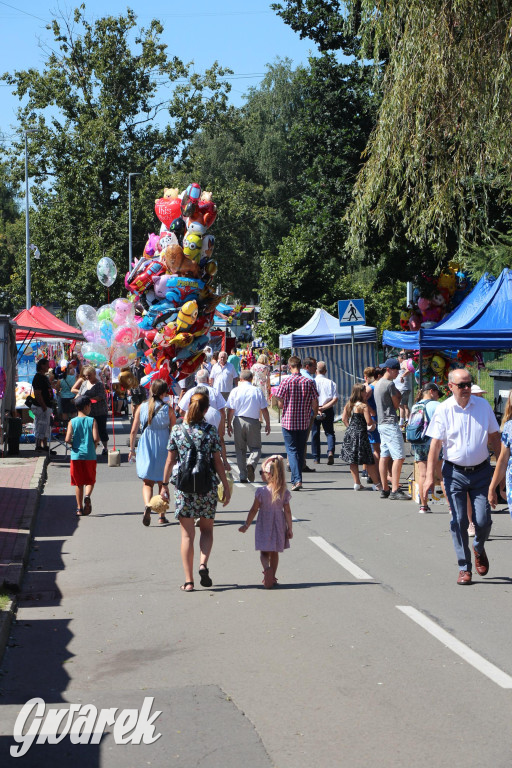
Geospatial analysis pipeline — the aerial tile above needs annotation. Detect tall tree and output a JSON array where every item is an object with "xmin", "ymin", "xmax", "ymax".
[
  {"xmin": 276, "ymin": 1, "xmax": 512, "ymax": 254},
  {"xmin": 173, "ymin": 59, "xmax": 309, "ymax": 301},
  {"xmin": 1, "ymin": 6, "xmax": 231, "ymax": 311}
]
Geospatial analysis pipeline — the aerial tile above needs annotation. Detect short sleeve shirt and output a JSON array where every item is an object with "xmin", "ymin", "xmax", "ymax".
[
  {"xmin": 226, "ymin": 382, "xmax": 268, "ymax": 418},
  {"xmin": 373, "ymin": 378, "xmax": 399, "ymax": 425},
  {"xmin": 180, "ymin": 385, "xmax": 226, "ymax": 412},
  {"xmin": 210, "ymin": 362, "xmax": 237, "ymax": 393},
  {"xmin": 32, "ymin": 372, "xmax": 54, "ymax": 406},
  {"xmin": 426, "ymin": 395, "xmax": 499, "ymax": 465},
  {"xmin": 275, "ymin": 374, "xmax": 318, "ymax": 431}
]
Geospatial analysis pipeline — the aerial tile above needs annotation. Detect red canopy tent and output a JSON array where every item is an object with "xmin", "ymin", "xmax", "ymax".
[{"xmin": 13, "ymin": 306, "xmax": 84, "ymax": 342}]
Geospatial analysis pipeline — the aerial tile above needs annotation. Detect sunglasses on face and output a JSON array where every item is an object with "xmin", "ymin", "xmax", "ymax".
[{"xmin": 452, "ymin": 381, "xmax": 472, "ymax": 389}]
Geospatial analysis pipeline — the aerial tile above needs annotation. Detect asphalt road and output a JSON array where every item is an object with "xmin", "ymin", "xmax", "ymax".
[{"xmin": 1, "ymin": 418, "xmax": 511, "ymax": 767}]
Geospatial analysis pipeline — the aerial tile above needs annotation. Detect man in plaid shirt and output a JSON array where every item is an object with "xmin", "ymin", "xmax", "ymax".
[{"xmin": 276, "ymin": 356, "xmax": 319, "ymax": 491}]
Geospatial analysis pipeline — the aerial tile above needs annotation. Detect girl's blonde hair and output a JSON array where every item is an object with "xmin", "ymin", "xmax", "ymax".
[
  {"xmin": 147, "ymin": 379, "xmax": 168, "ymax": 425},
  {"xmin": 502, "ymin": 390, "xmax": 512, "ymax": 427},
  {"xmin": 257, "ymin": 354, "xmax": 269, "ymax": 365},
  {"xmin": 262, "ymin": 455, "xmax": 287, "ymax": 503},
  {"xmin": 82, "ymin": 365, "xmax": 95, "ymax": 379},
  {"xmin": 186, "ymin": 392, "xmax": 209, "ymax": 424},
  {"xmin": 345, "ymin": 383, "xmax": 367, "ymax": 420}
]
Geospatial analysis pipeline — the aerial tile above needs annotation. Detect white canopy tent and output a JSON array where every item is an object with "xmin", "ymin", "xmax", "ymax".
[{"xmin": 279, "ymin": 309, "xmax": 378, "ymax": 416}]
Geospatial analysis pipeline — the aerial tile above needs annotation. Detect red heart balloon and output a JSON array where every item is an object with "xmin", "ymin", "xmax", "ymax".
[{"xmin": 154, "ymin": 197, "xmax": 182, "ymax": 227}]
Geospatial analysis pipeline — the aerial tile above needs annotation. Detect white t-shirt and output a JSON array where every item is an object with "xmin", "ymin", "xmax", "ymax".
[
  {"xmin": 180, "ymin": 384, "xmax": 226, "ymax": 412},
  {"xmin": 226, "ymin": 382, "xmax": 268, "ymax": 419},
  {"xmin": 315, "ymin": 374, "xmax": 337, "ymax": 407},
  {"xmin": 204, "ymin": 407, "xmax": 221, "ymax": 429},
  {"xmin": 426, "ymin": 394, "xmax": 499, "ymax": 466},
  {"xmin": 210, "ymin": 362, "xmax": 237, "ymax": 393}
]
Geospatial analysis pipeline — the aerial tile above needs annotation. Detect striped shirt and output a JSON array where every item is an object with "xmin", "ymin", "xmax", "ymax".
[{"xmin": 276, "ymin": 374, "xmax": 318, "ymax": 431}]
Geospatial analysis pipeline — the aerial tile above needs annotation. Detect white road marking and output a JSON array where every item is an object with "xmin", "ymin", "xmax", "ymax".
[
  {"xmin": 397, "ymin": 605, "xmax": 512, "ymax": 689},
  {"xmin": 309, "ymin": 536, "xmax": 373, "ymax": 580}
]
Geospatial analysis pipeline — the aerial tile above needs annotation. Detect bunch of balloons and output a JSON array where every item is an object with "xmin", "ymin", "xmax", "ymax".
[
  {"xmin": 76, "ymin": 298, "xmax": 140, "ymax": 367},
  {"xmin": 399, "ymin": 263, "xmax": 472, "ymax": 331},
  {"xmin": 124, "ymin": 182, "xmax": 224, "ymax": 387}
]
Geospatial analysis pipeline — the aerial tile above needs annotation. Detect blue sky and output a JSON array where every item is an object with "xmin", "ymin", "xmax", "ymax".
[{"xmin": 0, "ymin": 0, "xmax": 317, "ymax": 143}]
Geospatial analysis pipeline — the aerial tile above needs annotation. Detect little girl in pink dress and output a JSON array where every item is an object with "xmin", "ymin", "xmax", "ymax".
[{"xmin": 239, "ymin": 454, "xmax": 293, "ymax": 588}]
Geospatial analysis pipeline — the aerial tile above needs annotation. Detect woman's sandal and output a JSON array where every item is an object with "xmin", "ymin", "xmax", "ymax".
[
  {"xmin": 262, "ymin": 567, "xmax": 274, "ymax": 589},
  {"xmin": 198, "ymin": 565, "xmax": 213, "ymax": 588},
  {"xmin": 76, "ymin": 508, "xmax": 83, "ymax": 517},
  {"xmin": 142, "ymin": 507, "xmax": 151, "ymax": 527},
  {"xmin": 83, "ymin": 496, "xmax": 92, "ymax": 516},
  {"xmin": 158, "ymin": 515, "xmax": 169, "ymax": 525},
  {"xmin": 180, "ymin": 582, "xmax": 194, "ymax": 592}
]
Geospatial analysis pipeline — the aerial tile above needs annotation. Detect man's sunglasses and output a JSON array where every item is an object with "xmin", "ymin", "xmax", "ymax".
[{"xmin": 452, "ymin": 381, "xmax": 472, "ymax": 389}]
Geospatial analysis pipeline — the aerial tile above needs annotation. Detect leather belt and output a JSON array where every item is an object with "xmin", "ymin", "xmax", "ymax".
[{"xmin": 444, "ymin": 459, "xmax": 488, "ymax": 473}]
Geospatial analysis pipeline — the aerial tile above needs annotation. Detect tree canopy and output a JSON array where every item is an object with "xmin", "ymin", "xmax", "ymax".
[
  {"xmin": 274, "ymin": 1, "xmax": 512, "ymax": 256},
  {"xmin": 1, "ymin": 6, "xmax": 231, "ymax": 311}
]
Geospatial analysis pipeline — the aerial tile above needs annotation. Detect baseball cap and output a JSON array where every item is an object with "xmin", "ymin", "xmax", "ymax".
[
  {"xmin": 471, "ymin": 384, "xmax": 487, "ymax": 394},
  {"xmin": 380, "ymin": 358, "xmax": 400, "ymax": 370}
]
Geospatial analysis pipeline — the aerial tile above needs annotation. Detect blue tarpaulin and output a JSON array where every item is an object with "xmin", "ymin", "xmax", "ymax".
[{"xmin": 383, "ymin": 270, "xmax": 512, "ymax": 350}]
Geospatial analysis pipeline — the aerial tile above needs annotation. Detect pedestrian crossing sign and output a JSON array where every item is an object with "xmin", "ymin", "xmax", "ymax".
[{"xmin": 338, "ymin": 299, "xmax": 366, "ymax": 326}]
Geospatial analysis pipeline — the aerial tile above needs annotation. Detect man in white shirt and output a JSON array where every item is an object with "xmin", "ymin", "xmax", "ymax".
[
  {"xmin": 311, "ymin": 361, "xmax": 338, "ymax": 465},
  {"xmin": 209, "ymin": 350, "xmax": 238, "ymax": 400},
  {"xmin": 179, "ymin": 369, "xmax": 226, "ymax": 436},
  {"xmin": 226, "ymin": 370, "xmax": 271, "ymax": 482},
  {"xmin": 425, "ymin": 368, "xmax": 501, "ymax": 585}
]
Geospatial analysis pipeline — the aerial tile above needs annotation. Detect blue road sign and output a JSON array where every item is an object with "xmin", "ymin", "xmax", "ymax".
[{"xmin": 338, "ymin": 299, "xmax": 366, "ymax": 326}]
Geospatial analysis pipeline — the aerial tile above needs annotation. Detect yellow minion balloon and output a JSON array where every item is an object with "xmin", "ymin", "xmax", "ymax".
[
  {"xmin": 183, "ymin": 232, "xmax": 202, "ymax": 264},
  {"xmin": 177, "ymin": 300, "xmax": 199, "ymax": 331}
]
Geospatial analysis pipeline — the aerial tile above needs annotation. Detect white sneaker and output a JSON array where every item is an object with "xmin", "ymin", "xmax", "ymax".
[
  {"xmin": 371, "ymin": 484, "xmax": 383, "ymax": 491},
  {"xmin": 354, "ymin": 483, "xmax": 363, "ymax": 491}
]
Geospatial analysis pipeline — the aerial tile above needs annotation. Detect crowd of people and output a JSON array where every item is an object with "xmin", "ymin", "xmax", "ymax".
[{"xmin": 29, "ymin": 344, "xmax": 512, "ymax": 590}]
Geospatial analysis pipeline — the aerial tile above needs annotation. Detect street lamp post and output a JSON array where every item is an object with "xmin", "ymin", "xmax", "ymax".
[
  {"xmin": 24, "ymin": 131, "xmax": 31, "ymax": 309},
  {"xmin": 128, "ymin": 172, "xmax": 141, "ymax": 273},
  {"xmin": 24, "ymin": 128, "xmax": 37, "ymax": 309}
]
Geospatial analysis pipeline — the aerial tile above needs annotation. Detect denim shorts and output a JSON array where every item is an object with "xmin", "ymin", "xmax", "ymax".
[{"xmin": 379, "ymin": 423, "xmax": 405, "ymax": 460}]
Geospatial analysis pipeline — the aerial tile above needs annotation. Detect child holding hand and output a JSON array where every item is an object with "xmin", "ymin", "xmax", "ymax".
[
  {"xmin": 239, "ymin": 455, "xmax": 293, "ymax": 588},
  {"xmin": 65, "ymin": 395, "xmax": 100, "ymax": 516}
]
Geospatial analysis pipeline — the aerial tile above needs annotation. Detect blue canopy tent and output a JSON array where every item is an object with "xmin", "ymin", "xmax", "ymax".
[
  {"xmin": 279, "ymin": 309, "xmax": 377, "ymax": 415},
  {"xmin": 383, "ymin": 270, "xmax": 512, "ymax": 350}
]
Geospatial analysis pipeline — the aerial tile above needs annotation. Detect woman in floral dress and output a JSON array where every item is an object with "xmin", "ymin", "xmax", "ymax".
[
  {"xmin": 251, "ymin": 354, "xmax": 271, "ymax": 404},
  {"xmin": 161, "ymin": 392, "xmax": 231, "ymax": 591}
]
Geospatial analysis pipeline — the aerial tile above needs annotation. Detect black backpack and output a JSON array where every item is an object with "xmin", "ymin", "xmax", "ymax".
[{"xmin": 174, "ymin": 424, "xmax": 214, "ymax": 495}]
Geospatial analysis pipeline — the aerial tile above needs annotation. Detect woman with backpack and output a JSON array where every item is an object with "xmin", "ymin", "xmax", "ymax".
[
  {"xmin": 407, "ymin": 382, "xmax": 442, "ymax": 512},
  {"xmin": 161, "ymin": 392, "xmax": 231, "ymax": 592},
  {"xmin": 128, "ymin": 379, "xmax": 176, "ymax": 526}
]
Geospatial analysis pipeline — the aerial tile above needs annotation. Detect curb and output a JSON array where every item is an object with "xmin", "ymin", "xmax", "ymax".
[
  {"xmin": 0, "ymin": 455, "xmax": 48, "ymax": 664},
  {"xmin": 0, "ymin": 598, "xmax": 16, "ymax": 662},
  {"xmin": 1, "ymin": 455, "xmax": 48, "ymax": 591}
]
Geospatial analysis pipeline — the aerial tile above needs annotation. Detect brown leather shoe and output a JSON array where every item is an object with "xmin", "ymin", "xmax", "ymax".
[
  {"xmin": 457, "ymin": 570, "xmax": 472, "ymax": 585},
  {"xmin": 473, "ymin": 546, "xmax": 489, "ymax": 576}
]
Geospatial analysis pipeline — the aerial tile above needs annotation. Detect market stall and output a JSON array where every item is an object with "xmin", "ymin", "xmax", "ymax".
[{"xmin": 279, "ymin": 308, "xmax": 377, "ymax": 416}]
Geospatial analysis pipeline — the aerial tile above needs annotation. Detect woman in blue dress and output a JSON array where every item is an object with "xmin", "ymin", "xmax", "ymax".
[
  {"xmin": 489, "ymin": 392, "xmax": 512, "ymax": 516},
  {"xmin": 128, "ymin": 379, "xmax": 176, "ymax": 526}
]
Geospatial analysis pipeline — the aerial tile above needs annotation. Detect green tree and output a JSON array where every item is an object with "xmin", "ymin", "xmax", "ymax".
[
  {"xmin": 0, "ymin": 169, "xmax": 21, "ymax": 314},
  {"xmin": 1, "ymin": 6, "xmax": 231, "ymax": 312},
  {"xmin": 170, "ymin": 59, "xmax": 309, "ymax": 302},
  {"xmin": 276, "ymin": 1, "xmax": 512, "ymax": 254}
]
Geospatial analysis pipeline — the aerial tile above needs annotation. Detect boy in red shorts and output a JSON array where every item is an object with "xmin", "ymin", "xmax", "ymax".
[{"xmin": 65, "ymin": 395, "xmax": 100, "ymax": 516}]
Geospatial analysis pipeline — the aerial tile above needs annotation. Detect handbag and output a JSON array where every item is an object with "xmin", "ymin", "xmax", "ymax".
[{"xmin": 25, "ymin": 395, "xmax": 35, "ymax": 408}]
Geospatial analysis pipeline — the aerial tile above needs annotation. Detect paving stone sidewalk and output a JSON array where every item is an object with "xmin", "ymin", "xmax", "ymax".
[{"xmin": 0, "ymin": 453, "xmax": 47, "ymax": 659}]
